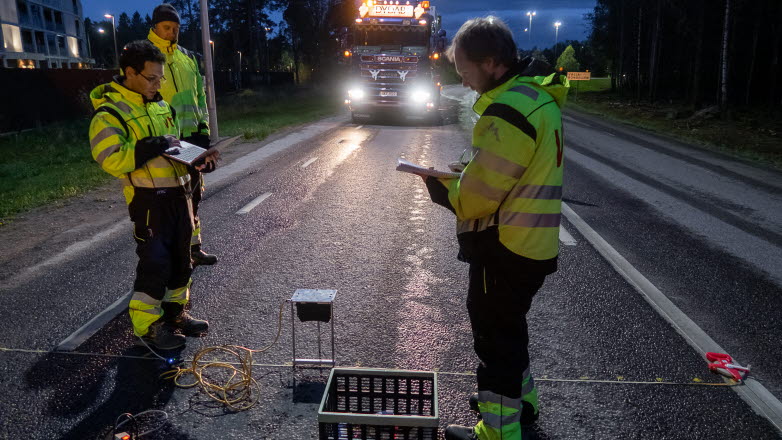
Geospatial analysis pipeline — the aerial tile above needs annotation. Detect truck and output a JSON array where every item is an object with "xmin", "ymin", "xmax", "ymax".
[{"xmin": 342, "ymin": 0, "xmax": 447, "ymax": 123}]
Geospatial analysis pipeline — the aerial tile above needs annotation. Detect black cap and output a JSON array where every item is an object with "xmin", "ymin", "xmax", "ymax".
[{"xmin": 152, "ymin": 3, "xmax": 180, "ymax": 25}]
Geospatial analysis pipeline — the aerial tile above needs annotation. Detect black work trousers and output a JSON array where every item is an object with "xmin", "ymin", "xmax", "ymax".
[
  {"xmin": 129, "ymin": 188, "xmax": 194, "ymax": 300},
  {"xmin": 467, "ymin": 259, "xmax": 545, "ymax": 399}
]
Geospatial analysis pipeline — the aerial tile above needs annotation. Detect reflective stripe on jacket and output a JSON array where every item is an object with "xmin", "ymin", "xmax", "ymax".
[
  {"xmin": 148, "ymin": 29, "xmax": 209, "ymax": 138},
  {"xmin": 88, "ymin": 79, "xmax": 189, "ymax": 204},
  {"xmin": 441, "ymin": 69, "xmax": 569, "ymax": 263}
]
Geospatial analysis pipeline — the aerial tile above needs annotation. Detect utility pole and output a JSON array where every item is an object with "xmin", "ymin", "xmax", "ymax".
[{"xmin": 199, "ymin": 0, "xmax": 219, "ymax": 141}]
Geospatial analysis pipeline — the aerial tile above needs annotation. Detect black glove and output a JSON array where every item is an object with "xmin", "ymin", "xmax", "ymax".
[
  {"xmin": 184, "ymin": 133, "xmax": 211, "ymax": 149},
  {"xmin": 134, "ymin": 136, "xmax": 170, "ymax": 168},
  {"xmin": 192, "ymin": 155, "xmax": 217, "ymax": 173}
]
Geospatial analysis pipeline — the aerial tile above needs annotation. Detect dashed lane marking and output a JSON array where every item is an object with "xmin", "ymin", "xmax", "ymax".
[
  {"xmin": 561, "ymin": 202, "xmax": 782, "ymax": 432},
  {"xmin": 559, "ymin": 225, "xmax": 577, "ymax": 246},
  {"xmin": 236, "ymin": 192, "xmax": 272, "ymax": 215},
  {"xmin": 301, "ymin": 157, "xmax": 318, "ymax": 168}
]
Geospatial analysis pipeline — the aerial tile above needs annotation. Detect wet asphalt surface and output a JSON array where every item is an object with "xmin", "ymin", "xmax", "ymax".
[{"xmin": 0, "ymin": 87, "xmax": 780, "ymax": 439}]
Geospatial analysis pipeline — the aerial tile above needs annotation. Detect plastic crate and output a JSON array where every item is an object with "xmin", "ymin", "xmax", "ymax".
[{"xmin": 318, "ymin": 368, "xmax": 439, "ymax": 440}]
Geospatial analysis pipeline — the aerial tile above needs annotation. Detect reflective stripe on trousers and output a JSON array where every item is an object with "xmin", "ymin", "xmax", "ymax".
[
  {"xmin": 128, "ymin": 291, "xmax": 162, "ymax": 337},
  {"xmin": 475, "ymin": 390, "xmax": 522, "ymax": 440}
]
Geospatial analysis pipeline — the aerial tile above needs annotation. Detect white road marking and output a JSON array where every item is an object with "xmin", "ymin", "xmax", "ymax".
[
  {"xmin": 204, "ymin": 121, "xmax": 342, "ymax": 186},
  {"xmin": 57, "ymin": 290, "xmax": 133, "ymax": 351},
  {"xmin": 561, "ymin": 202, "xmax": 782, "ymax": 431},
  {"xmin": 355, "ymin": 125, "xmax": 364, "ymax": 130},
  {"xmin": 236, "ymin": 192, "xmax": 272, "ymax": 215},
  {"xmin": 607, "ymin": 132, "xmax": 617, "ymax": 137},
  {"xmin": 559, "ymin": 225, "xmax": 577, "ymax": 246},
  {"xmin": 301, "ymin": 157, "xmax": 318, "ymax": 168}
]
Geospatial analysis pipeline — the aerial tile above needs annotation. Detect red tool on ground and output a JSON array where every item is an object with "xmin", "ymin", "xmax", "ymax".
[{"xmin": 706, "ymin": 352, "xmax": 751, "ymax": 382}]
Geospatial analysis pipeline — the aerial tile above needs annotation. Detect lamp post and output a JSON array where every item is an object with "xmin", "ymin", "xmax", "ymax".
[
  {"xmin": 554, "ymin": 21, "xmax": 562, "ymax": 61},
  {"xmin": 264, "ymin": 27, "xmax": 272, "ymax": 85},
  {"xmin": 104, "ymin": 13, "xmax": 118, "ymax": 69},
  {"xmin": 237, "ymin": 50, "xmax": 242, "ymax": 89},
  {"xmin": 526, "ymin": 11, "xmax": 535, "ymax": 42}
]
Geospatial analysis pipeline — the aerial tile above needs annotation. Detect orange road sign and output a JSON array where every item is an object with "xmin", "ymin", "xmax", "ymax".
[{"xmin": 567, "ymin": 71, "xmax": 591, "ymax": 81}]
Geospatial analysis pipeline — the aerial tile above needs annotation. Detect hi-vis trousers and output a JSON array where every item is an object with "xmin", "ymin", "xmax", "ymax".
[{"xmin": 127, "ymin": 187, "xmax": 194, "ymax": 336}]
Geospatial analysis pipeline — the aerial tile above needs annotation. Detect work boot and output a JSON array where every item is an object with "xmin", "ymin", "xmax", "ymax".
[
  {"xmin": 138, "ymin": 320, "xmax": 186, "ymax": 350},
  {"xmin": 191, "ymin": 245, "xmax": 218, "ymax": 266},
  {"xmin": 444, "ymin": 425, "xmax": 478, "ymax": 440},
  {"xmin": 162, "ymin": 302, "xmax": 209, "ymax": 336},
  {"xmin": 469, "ymin": 392, "xmax": 539, "ymax": 426}
]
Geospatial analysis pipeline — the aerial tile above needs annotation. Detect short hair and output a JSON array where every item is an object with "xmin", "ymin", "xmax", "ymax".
[
  {"xmin": 445, "ymin": 16, "xmax": 517, "ymax": 67},
  {"xmin": 120, "ymin": 40, "xmax": 165, "ymax": 74}
]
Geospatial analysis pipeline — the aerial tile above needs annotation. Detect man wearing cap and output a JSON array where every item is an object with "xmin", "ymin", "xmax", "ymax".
[{"xmin": 148, "ymin": 3, "xmax": 218, "ymax": 267}]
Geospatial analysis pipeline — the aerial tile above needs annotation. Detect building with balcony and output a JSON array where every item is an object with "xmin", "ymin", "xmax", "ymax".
[{"xmin": 0, "ymin": 0, "xmax": 93, "ymax": 68}]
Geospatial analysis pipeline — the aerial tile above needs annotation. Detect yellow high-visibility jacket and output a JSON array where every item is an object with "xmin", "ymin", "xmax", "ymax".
[
  {"xmin": 89, "ymin": 78, "xmax": 190, "ymax": 205},
  {"xmin": 429, "ymin": 61, "xmax": 569, "ymax": 272},
  {"xmin": 148, "ymin": 29, "xmax": 209, "ymax": 138}
]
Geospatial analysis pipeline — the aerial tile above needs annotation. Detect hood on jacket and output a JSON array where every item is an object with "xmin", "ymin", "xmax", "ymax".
[{"xmin": 518, "ymin": 56, "xmax": 569, "ymax": 109}]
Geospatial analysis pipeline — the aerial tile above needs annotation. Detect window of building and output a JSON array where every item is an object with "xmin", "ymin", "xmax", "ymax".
[
  {"xmin": 54, "ymin": 11, "xmax": 64, "ymax": 32},
  {"xmin": 30, "ymin": 5, "xmax": 43, "ymax": 28},
  {"xmin": 16, "ymin": 1, "xmax": 29, "ymax": 24},
  {"xmin": 57, "ymin": 35, "xmax": 65, "ymax": 54},
  {"xmin": 35, "ymin": 31, "xmax": 45, "ymax": 54},
  {"xmin": 43, "ymin": 8, "xmax": 53, "ymax": 31},
  {"xmin": 47, "ymin": 33, "xmax": 56, "ymax": 55},
  {"xmin": 21, "ymin": 29, "xmax": 34, "ymax": 52},
  {"xmin": 74, "ymin": 19, "xmax": 80, "ymax": 36},
  {"xmin": 72, "ymin": 0, "xmax": 78, "ymax": 14}
]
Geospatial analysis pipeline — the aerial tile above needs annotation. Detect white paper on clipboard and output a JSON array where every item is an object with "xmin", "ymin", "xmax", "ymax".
[{"xmin": 396, "ymin": 158, "xmax": 461, "ymax": 178}]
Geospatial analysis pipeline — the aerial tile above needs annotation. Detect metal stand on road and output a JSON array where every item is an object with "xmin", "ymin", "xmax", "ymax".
[{"xmin": 290, "ymin": 289, "xmax": 336, "ymax": 370}]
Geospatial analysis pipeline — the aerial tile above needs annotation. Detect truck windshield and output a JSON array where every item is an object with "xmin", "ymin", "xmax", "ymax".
[{"xmin": 355, "ymin": 27, "xmax": 428, "ymax": 49}]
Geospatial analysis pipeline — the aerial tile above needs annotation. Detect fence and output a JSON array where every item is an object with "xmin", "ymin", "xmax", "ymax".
[
  {"xmin": 0, "ymin": 68, "xmax": 115, "ymax": 132},
  {"xmin": 0, "ymin": 68, "xmax": 296, "ymax": 133}
]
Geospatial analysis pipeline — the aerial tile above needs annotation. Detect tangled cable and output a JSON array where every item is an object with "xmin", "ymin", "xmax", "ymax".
[{"xmin": 158, "ymin": 301, "xmax": 287, "ymax": 411}]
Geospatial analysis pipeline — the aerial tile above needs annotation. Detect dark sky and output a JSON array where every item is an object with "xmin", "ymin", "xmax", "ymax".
[{"xmin": 83, "ymin": 0, "xmax": 596, "ymax": 50}]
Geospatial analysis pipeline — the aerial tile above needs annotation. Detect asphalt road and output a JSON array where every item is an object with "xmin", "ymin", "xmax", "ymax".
[{"xmin": 0, "ymin": 85, "xmax": 780, "ymax": 439}]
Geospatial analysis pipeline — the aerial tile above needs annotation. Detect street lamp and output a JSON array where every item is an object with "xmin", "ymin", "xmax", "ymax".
[
  {"xmin": 104, "ymin": 13, "xmax": 118, "ymax": 69},
  {"xmin": 264, "ymin": 27, "xmax": 272, "ymax": 81},
  {"xmin": 554, "ymin": 21, "xmax": 562, "ymax": 60},
  {"xmin": 526, "ymin": 11, "xmax": 536, "ymax": 42},
  {"xmin": 209, "ymin": 40, "xmax": 214, "ymax": 65}
]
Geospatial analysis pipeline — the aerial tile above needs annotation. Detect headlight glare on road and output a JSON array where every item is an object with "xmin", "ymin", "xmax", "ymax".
[{"xmin": 411, "ymin": 89, "xmax": 431, "ymax": 103}]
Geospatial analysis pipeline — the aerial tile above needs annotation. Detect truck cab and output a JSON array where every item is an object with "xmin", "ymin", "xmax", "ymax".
[{"xmin": 343, "ymin": 0, "xmax": 446, "ymax": 123}]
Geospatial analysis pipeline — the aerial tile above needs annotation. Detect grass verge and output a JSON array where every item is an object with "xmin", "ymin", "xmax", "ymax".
[
  {"xmin": 217, "ymin": 87, "xmax": 342, "ymax": 140},
  {"xmin": 0, "ymin": 87, "xmax": 342, "ymax": 223},
  {"xmin": 566, "ymin": 79, "xmax": 782, "ymax": 169}
]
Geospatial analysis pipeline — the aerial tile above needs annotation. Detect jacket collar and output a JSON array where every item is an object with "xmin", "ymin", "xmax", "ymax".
[
  {"xmin": 113, "ymin": 75, "xmax": 164, "ymax": 106},
  {"xmin": 472, "ymin": 57, "xmax": 558, "ymax": 116},
  {"xmin": 472, "ymin": 70, "xmax": 519, "ymax": 116},
  {"xmin": 148, "ymin": 28, "xmax": 176, "ymax": 54}
]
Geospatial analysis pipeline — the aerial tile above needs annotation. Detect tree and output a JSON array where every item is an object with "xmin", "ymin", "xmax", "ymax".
[
  {"xmin": 531, "ymin": 48, "xmax": 549, "ymax": 65},
  {"xmin": 556, "ymin": 45, "xmax": 580, "ymax": 72}
]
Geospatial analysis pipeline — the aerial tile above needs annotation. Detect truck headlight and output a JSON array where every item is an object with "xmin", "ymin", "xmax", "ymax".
[
  {"xmin": 410, "ymin": 89, "xmax": 431, "ymax": 103},
  {"xmin": 348, "ymin": 88, "xmax": 365, "ymax": 100}
]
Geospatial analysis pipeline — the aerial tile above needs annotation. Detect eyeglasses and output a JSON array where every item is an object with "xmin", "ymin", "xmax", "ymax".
[{"xmin": 139, "ymin": 72, "xmax": 166, "ymax": 85}]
